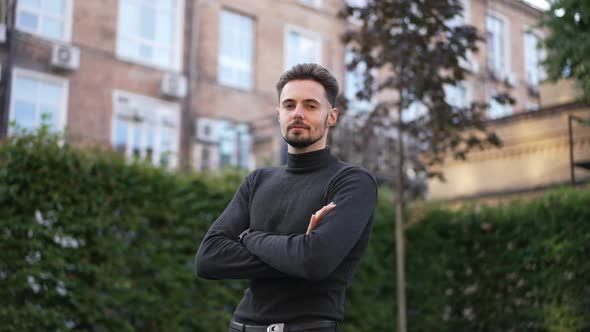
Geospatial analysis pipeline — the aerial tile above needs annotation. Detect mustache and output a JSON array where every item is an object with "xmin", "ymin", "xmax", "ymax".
[{"xmin": 287, "ymin": 121, "xmax": 310, "ymax": 130}]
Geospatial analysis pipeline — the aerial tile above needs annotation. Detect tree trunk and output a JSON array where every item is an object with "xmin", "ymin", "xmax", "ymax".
[{"xmin": 395, "ymin": 106, "xmax": 407, "ymax": 332}]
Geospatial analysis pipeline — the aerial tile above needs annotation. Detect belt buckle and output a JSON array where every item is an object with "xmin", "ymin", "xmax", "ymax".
[{"xmin": 266, "ymin": 323, "xmax": 284, "ymax": 332}]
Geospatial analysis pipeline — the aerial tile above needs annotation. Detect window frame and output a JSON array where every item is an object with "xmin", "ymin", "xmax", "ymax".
[
  {"xmin": 284, "ymin": 25, "xmax": 323, "ymax": 70},
  {"xmin": 9, "ymin": 67, "xmax": 69, "ymax": 135},
  {"xmin": 115, "ymin": 0, "xmax": 185, "ymax": 71},
  {"xmin": 15, "ymin": 0, "xmax": 74, "ymax": 42},
  {"xmin": 523, "ymin": 27, "xmax": 546, "ymax": 87},
  {"xmin": 111, "ymin": 90, "xmax": 181, "ymax": 169},
  {"xmin": 486, "ymin": 11, "xmax": 511, "ymax": 78},
  {"xmin": 217, "ymin": 9, "xmax": 255, "ymax": 90}
]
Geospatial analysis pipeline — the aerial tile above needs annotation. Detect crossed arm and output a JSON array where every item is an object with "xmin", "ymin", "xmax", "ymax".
[{"xmin": 194, "ymin": 169, "xmax": 377, "ymax": 281}]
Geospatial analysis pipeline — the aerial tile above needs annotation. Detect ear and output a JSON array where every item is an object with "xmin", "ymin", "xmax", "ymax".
[
  {"xmin": 276, "ymin": 107, "xmax": 280, "ymax": 121},
  {"xmin": 326, "ymin": 108, "xmax": 339, "ymax": 127}
]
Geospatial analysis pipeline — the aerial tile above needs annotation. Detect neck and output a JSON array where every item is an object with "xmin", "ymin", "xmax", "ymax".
[{"xmin": 287, "ymin": 137, "xmax": 328, "ymax": 154}]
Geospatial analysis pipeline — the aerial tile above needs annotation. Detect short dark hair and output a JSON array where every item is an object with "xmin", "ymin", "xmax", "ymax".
[{"xmin": 276, "ymin": 63, "xmax": 339, "ymax": 107}]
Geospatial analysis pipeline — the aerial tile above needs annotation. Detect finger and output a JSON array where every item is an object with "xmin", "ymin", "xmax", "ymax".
[
  {"xmin": 306, "ymin": 214, "xmax": 317, "ymax": 234},
  {"xmin": 316, "ymin": 203, "xmax": 337, "ymax": 221}
]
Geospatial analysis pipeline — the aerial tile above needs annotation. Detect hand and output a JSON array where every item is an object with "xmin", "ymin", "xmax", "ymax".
[{"xmin": 306, "ymin": 202, "xmax": 336, "ymax": 235}]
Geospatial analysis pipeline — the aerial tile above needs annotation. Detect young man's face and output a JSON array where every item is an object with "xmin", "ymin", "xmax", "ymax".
[{"xmin": 277, "ymin": 80, "xmax": 338, "ymax": 154}]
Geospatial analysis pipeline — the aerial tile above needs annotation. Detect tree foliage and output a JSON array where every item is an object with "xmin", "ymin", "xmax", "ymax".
[
  {"xmin": 542, "ymin": 0, "xmax": 590, "ymax": 103},
  {"xmin": 337, "ymin": 0, "xmax": 509, "ymax": 181}
]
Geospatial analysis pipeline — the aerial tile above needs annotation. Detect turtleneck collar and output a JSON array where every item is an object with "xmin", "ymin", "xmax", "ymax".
[{"xmin": 286, "ymin": 147, "xmax": 337, "ymax": 173}]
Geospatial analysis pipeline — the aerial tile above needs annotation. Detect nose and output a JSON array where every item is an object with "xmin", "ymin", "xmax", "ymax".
[{"xmin": 293, "ymin": 103, "xmax": 305, "ymax": 119}]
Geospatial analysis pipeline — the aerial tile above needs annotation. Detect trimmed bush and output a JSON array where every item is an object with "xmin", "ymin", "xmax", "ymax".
[{"xmin": 2, "ymin": 130, "xmax": 589, "ymax": 331}]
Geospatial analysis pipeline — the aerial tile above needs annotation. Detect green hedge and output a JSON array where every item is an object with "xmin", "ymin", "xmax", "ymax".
[{"xmin": 1, "ymin": 130, "xmax": 589, "ymax": 331}]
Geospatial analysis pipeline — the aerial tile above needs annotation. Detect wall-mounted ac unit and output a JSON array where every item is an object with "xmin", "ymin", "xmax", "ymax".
[
  {"xmin": 50, "ymin": 43, "xmax": 80, "ymax": 71},
  {"xmin": 161, "ymin": 73, "xmax": 187, "ymax": 99},
  {"xmin": 0, "ymin": 23, "xmax": 6, "ymax": 43},
  {"xmin": 195, "ymin": 117, "xmax": 220, "ymax": 143}
]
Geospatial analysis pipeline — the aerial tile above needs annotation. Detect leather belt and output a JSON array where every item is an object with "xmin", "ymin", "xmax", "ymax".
[{"xmin": 230, "ymin": 320, "xmax": 336, "ymax": 332}]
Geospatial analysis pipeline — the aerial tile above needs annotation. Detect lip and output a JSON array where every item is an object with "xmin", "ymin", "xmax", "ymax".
[{"xmin": 288, "ymin": 123, "xmax": 309, "ymax": 130}]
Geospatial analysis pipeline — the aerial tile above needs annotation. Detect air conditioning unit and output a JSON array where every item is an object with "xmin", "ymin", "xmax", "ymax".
[
  {"xmin": 50, "ymin": 43, "xmax": 80, "ymax": 70},
  {"xmin": 195, "ymin": 117, "xmax": 220, "ymax": 143},
  {"xmin": 0, "ymin": 23, "xmax": 6, "ymax": 43},
  {"xmin": 161, "ymin": 73, "xmax": 187, "ymax": 99}
]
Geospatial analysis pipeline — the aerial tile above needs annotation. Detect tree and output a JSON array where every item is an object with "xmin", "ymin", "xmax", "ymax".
[
  {"xmin": 338, "ymin": 1, "xmax": 510, "ymax": 330},
  {"xmin": 542, "ymin": 0, "xmax": 590, "ymax": 103}
]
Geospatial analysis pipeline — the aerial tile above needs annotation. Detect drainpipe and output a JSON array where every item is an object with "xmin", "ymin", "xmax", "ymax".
[{"xmin": 1, "ymin": 0, "xmax": 17, "ymax": 137}]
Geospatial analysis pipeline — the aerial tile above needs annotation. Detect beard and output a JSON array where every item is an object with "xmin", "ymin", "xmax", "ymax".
[{"xmin": 282, "ymin": 115, "xmax": 329, "ymax": 148}]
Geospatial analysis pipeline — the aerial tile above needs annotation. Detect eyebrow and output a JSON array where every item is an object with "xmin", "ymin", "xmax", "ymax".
[{"xmin": 281, "ymin": 98, "xmax": 321, "ymax": 105}]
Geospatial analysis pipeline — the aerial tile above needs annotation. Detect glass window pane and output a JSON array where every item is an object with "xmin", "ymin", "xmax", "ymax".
[
  {"xmin": 140, "ymin": 5, "xmax": 156, "ymax": 40},
  {"xmin": 119, "ymin": 2, "xmax": 139, "ymax": 37},
  {"xmin": 21, "ymin": 0, "xmax": 40, "ymax": 9},
  {"xmin": 41, "ymin": 0, "xmax": 64, "ymax": 16},
  {"xmin": 39, "ymin": 81, "xmax": 62, "ymax": 106},
  {"xmin": 146, "ymin": 126, "xmax": 155, "ymax": 162},
  {"xmin": 154, "ymin": 47, "xmax": 171, "ymax": 68},
  {"xmin": 132, "ymin": 125, "xmax": 142, "ymax": 158},
  {"xmin": 14, "ymin": 100, "xmax": 37, "ymax": 131},
  {"xmin": 119, "ymin": 38, "xmax": 138, "ymax": 58},
  {"xmin": 114, "ymin": 118, "xmax": 128, "ymax": 153},
  {"xmin": 155, "ymin": 12, "xmax": 173, "ymax": 45},
  {"xmin": 39, "ymin": 104, "xmax": 59, "ymax": 131},
  {"xmin": 139, "ymin": 44, "xmax": 153, "ymax": 60},
  {"xmin": 42, "ymin": 17, "xmax": 63, "ymax": 39},
  {"xmin": 18, "ymin": 11, "xmax": 39, "ymax": 30},
  {"xmin": 15, "ymin": 76, "xmax": 38, "ymax": 100}
]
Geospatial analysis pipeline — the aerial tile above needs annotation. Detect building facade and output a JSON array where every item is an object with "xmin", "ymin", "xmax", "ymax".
[
  {"xmin": 0, "ymin": 0, "xmax": 348, "ymax": 171},
  {"xmin": 425, "ymin": 0, "xmax": 590, "ymax": 201}
]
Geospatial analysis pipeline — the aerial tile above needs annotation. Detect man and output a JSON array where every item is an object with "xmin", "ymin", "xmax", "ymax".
[{"xmin": 195, "ymin": 63, "xmax": 377, "ymax": 332}]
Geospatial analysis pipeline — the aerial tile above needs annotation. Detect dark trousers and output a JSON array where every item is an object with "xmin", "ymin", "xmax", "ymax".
[{"xmin": 227, "ymin": 322, "xmax": 340, "ymax": 332}]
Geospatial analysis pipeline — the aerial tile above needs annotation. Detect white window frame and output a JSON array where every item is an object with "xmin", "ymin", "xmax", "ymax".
[
  {"xmin": 486, "ymin": 12, "xmax": 511, "ymax": 78},
  {"xmin": 115, "ymin": 0, "xmax": 185, "ymax": 71},
  {"xmin": 218, "ymin": 9, "xmax": 254, "ymax": 90},
  {"xmin": 523, "ymin": 27, "xmax": 546, "ymax": 87},
  {"xmin": 284, "ymin": 25, "xmax": 323, "ymax": 70},
  {"xmin": 16, "ymin": 0, "xmax": 74, "ymax": 42},
  {"xmin": 9, "ymin": 68, "xmax": 69, "ymax": 135},
  {"xmin": 111, "ymin": 90, "xmax": 181, "ymax": 169}
]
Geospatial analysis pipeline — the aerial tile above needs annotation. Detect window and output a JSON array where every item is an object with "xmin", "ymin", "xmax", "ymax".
[
  {"xmin": 285, "ymin": 26, "xmax": 322, "ymax": 70},
  {"xmin": 486, "ymin": 14, "xmax": 508, "ymax": 77},
  {"xmin": 445, "ymin": 83, "xmax": 469, "ymax": 108},
  {"xmin": 218, "ymin": 10, "xmax": 254, "ymax": 89},
  {"xmin": 298, "ymin": 0, "xmax": 322, "ymax": 7},
  {"xmin": 117, "ymin": 0, "xmax": 184, "ymax": 70},
  {"xmin": 488, "ymin": 96, "xmax": 512, "ymax": 119},
  {"xmin": 16, "ymin": 0, "xmax": 73, "ymax": 41},
  {"xmin": 9, "ymin": 68, "xmax": 68, "ymax": 134},
  {"xmin": 447, "ymin": 0, "xmax": 469, "ymax": 28},
  {"xmin": 112, "ymin": 91, "xmax": 181, "ymax": 169},
  {"xmin": 524, "ymin": 30, "xmax": 546, "ymax": 87},
  {"xmin": 218, "ymin": 121, "xmax": 251, "ymax": 169},
  {"xmin": 345, "ymin": 49, "xmax": 371, "ymax": 112}
]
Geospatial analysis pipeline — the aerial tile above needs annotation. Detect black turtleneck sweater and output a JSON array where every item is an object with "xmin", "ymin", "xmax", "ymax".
[{"xmin": 195, "ymin": 148, "xmax": 377, "ymax": 324}]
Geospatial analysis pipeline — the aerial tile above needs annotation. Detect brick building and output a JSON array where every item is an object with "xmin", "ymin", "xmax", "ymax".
[
  {"xmin": 0, "ymin": 0, "xmax": 348, "ymax": 171},
  {"xmin": 424, "ymin": 0, "xmax": 590, "ymax": 201},
  {"xmin": 1, "ymin": 0, "xmax": 588, "ymax": 200}
]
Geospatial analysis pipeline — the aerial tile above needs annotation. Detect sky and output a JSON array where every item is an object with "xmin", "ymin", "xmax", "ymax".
[{"xmin": 523, "ymin": 0, "xmax": 550, "ymax": 10}]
